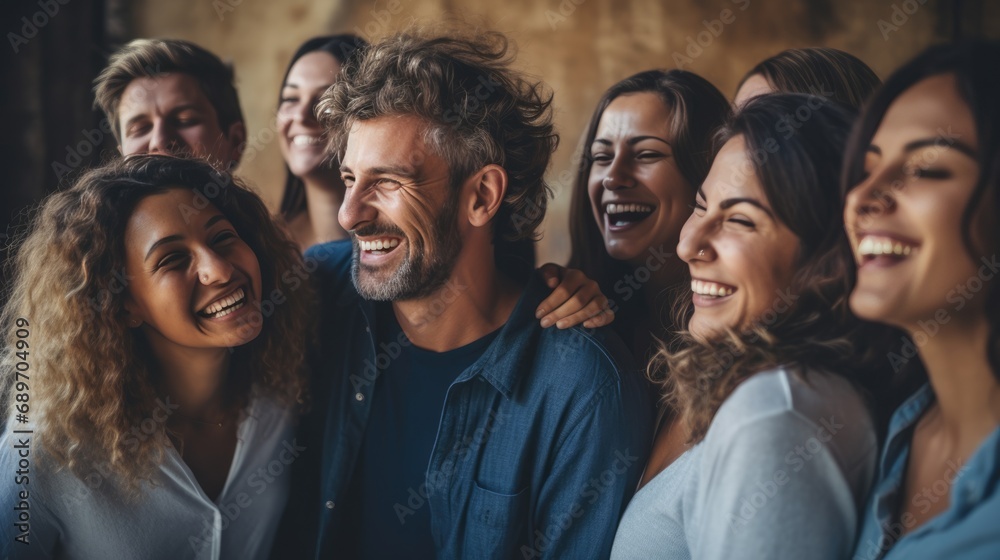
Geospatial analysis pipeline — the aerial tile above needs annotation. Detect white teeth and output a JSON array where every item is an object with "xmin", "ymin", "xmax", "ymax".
[
  {"xmin": 360, "ymin": 238, "xmax": 400, "ymax": 252},
  {"xmin": 690, "ymin": 280, "xmax": 734, "ymax": 297},
  {"xmin": 201, "ymin": 288, "xmax": 246, "ymax": 317},
  {"xmin": 292, "ymin": 135, "xmax": 322, "ymax": 146},
  {"xmin": 606, "ymin": 203, "xmax": 655, "ymax": 215},
  {"xmin": 857, "ymin": 236, "xmax": 917, "ymax": 259}
]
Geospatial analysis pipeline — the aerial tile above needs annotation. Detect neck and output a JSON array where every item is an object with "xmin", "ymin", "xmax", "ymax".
[
  {"xmin": 303, "ymin": 174, "xmax": 347, "ymax": 246},
  {"xmin": 912, "ymin": 316, "xmax": 1000, "ymax": 444},
  {"xmin": 145, "ymin": 336, "xmax": 232, "ymax": 416},
  {"xmin": 393, "ymin": 246, "xmax": 520, "ymax": 352}
]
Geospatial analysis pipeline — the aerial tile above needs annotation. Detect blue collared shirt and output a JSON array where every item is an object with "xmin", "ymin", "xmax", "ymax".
[
  {"xmin": 289, "ymin": 240, "xmax": 653, "ymax": 559},
  {"xmin": 852, "ymin": 383, "xmax": 1000, "ymax": 560}
]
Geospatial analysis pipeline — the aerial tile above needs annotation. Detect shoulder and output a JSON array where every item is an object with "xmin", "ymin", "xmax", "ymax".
[
  {"xmin": 304, "ymin": 239, "xmax": 353, "ymax": 278},
  {"xmin": 706, "ymin": 367, "xmax": 876, "ymax": 466},
  {"xmin": 534, "ymin": 323, "xmax": 638, "ymax": 383}
]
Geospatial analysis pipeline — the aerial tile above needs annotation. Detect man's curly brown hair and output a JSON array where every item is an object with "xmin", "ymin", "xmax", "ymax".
[
  {"xmin": 318, "ymin": 28, "xmax": 558, "ymax": 248},
  {"xmin": 0, "ymin": 155, "xmax": 313, "ymax": 495}
]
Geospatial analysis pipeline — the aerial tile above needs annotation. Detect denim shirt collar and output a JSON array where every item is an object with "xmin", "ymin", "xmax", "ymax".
[
  {"xmin": 350, "ymin": 271, "xmax": 549, "ymax": 399},
  {"xmin": 866, "ymin": 383, "xmax": 1000, "ymax": 554}
]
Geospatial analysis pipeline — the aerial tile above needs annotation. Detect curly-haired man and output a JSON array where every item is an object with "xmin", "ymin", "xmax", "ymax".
[{"xmin": 279, "ymin": 29, "xmax": 652, "ymax": 559}]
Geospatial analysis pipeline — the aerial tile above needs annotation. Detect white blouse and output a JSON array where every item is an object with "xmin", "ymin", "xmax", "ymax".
[{"xmin": 1, "ymin": 397, "xmax": 297, "ymax": 560}]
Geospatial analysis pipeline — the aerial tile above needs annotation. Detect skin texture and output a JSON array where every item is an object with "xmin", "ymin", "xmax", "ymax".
[
  {"xmin": 279, "ymin": 51, "xmax": 349, "ymax": 249},
  {"xmin": 733, "ymin": 73, "xmax": 774, "ymax": 108},
  {"xmin": 122, "ymin": 187, "xmax": 263, "ymax": 499},
  {"xmin": 846, "ymin": 74, "xmax": 986, "ymax": 329},
  {"xmin": 845, "ymin": 73, "xmax": 999, "ymax": 537},
  {"xmin": 279, "ymin": 51, "xmax": 341, "ymax": 180},
  {"xmin": 677, "ymin": 135, "xmax": 800, "ymax": 340},
  {"xmin": 588, "ymin": 92, "xmax": 694, "ymax": 267},
  {"xmin": 338, "ymin": 115, "xmax": 461, "ymax": 302},
  {"xmin": 118, "ymin": 73, "xmax": 245, "ymax": 166},
  {"xmin": 339, "ymin": 113, "xmax": 520, "ymax": 351},
  {"xmin": 123, "ymin": 188, "xmax": 263, "ymax": 356}
]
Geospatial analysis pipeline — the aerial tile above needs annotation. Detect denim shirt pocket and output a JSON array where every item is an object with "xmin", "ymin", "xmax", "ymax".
[{"xmin": 466, "ymin": 481, "xmax": 530, "ymax": 558}]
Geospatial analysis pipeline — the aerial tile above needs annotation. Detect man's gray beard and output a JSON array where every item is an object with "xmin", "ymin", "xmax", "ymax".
[{"xmin": 350, "ymin": 195, "xmax": 462, "ymax": 301}]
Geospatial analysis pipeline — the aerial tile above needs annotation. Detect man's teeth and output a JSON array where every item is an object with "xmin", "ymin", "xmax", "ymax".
[
  {"xmin": 691, "ymin": 280, "xmax": 735, "ymax": 297},
  {"xmin": 857, "ymin": 236, "xmax": 915, "ymax": 258},
  {"xmin": 202, "ymin": 288, "xmax": 246, "ymax": 317},
  {"xmin": 292, "ymin": 135, "xmax": 323, "ymax": 146},
  {"xmin": 360, "ymin": 238, "xmax": 400, "ymax": 251},
  {"xmin": 606, "ymin": 203, "xmax": 655, "ymax": 215}
]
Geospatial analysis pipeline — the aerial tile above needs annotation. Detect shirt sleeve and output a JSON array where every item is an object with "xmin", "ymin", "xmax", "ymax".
[
  {"xmin": 688, "ymin": 410, "xmax": 864, "ymax": 560},
  {"xmin": 528, "ymin": 376, "xmax": 649, "ymax": 559}
]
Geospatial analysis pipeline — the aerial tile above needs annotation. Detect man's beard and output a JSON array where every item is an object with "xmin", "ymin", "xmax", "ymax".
[{"xmin": 350, "ymin": 192, "xmax": 463, "ymax": 301}]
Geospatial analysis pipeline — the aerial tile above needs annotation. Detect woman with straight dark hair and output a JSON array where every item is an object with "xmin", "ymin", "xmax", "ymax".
[
  {"xmin": 278, "ymin": 34, "xmax": 367, "ymax": 251},
  {"xmin": 734, "ymin": 47, "xmax": 881, "ymax": 109},
  {"xmin": 611, "ymin": 94, "xmax": 887, "ymax": 559},
  {"xmin": 846, "ymin": 41, "xmax": 1000, "ymax": 560},
  {"xmin": 568, "ymin": 69, "xmax": 731, "ymax": 360}
]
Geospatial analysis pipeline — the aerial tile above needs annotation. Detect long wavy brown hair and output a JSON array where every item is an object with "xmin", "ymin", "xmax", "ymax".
[
  {"xmin": 0, "ymin": 155, "xmax": 313, "ymax": 493},
  {"xmin": 651, "ymin": 94, "xmax": 891, "ymax": 443}
]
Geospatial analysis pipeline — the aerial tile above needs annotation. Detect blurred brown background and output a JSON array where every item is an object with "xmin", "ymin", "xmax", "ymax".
[{"xmin": 3, "ymin": 0, "xmax": 999, "ymax": 270}]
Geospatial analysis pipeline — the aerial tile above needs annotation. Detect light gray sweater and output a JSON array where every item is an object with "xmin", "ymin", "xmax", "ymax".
[{"xmin": 611, "ymin": 367, "xmax": 877, "ymax": 560}]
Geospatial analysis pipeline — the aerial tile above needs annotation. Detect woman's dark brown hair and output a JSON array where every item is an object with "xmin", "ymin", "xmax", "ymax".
[
  {"xmin": 568, "ymin": 69, "xmax": 731, "ymax": 332},
  {"xmin": 656, "ymin": 93, "xmax": 890, "ymax": 442},
  {"xmin": 737, "ymin": 47, "xmax": 881, "ymax": 109},
  {"xmin": 842, "ymin": 41, "xmax": 1000, "ymax": 384}
]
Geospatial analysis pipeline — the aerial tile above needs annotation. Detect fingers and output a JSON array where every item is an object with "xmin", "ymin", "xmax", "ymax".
[
  {"xmin": 535, "ymin": 268, "xmax": 586, "ymax": 323},
  {"xmin": 537, "ymin": 262, "xmax": 563, "ymax": 289}
]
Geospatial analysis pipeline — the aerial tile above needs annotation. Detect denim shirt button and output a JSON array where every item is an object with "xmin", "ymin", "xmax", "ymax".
[
  {"xmin": 355, "ymin": 392, "xmax": 365, "ymax": 402},
  {"xmin": 326, "ymin": 500, "xmax": 335, "ymax": 510}
]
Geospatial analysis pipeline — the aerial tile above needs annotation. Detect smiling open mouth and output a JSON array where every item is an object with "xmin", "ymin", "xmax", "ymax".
[
  {"xmin": 605, "ymin": 203, "xmax": 655, "ymax": 228},
  {"xmin": 856, "ymin": 235, "xmax": 918, "ymax": 267},
  {"xmin": 359, "ymin": 237, "xmax": 401, "ymax": 255},
  {"xmin": 199, "ymin": 288, "xmax": 247, "ymax": 319},
  {"xmin": 691, "ymin": 279, "xmax": 736, "ymax": 298}
]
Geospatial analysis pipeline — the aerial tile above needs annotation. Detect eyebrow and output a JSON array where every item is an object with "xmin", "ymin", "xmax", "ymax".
[
  {"xmin": 867, "ymin": 137, "xmax": 978, "ymax": 159},
  {"xmin": 144, "ymin": 214, "xmax": 228, "ymax": 262},
  {"xmin": 340, "ymin": 164, "xmax": 419, "ymax": 180},
  {"xmin": 697, "ymin": 188, "xmax": 775, "ymax": 220},
  {"xmin": 593, "ymin": 135, "xmax": 672, "ymax": 147},
  {"xmin": 122, "ymin": 104, "xmax": 204, "ymax": 133}
]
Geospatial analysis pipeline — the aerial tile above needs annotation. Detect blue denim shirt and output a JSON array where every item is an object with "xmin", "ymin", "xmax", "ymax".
[
  {"xmin": 294, "ymin": 240, "xmax": 653, "ymax": 559},
  {"xmin": 852, "ymin": 383, "xmax": 1000, "ymax": 560}
]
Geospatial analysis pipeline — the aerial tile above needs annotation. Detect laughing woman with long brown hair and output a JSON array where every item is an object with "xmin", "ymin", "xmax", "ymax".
[
  {"xmin": 847, "ymin": 41, "xmax": 1000, "ymax": 560},
  {"xmin": 611, "ymin": 94, "xmax": 889, "ymax": 559}
]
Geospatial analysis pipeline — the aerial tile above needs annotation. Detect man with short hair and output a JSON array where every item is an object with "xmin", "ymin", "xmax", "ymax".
[
  {"xmin": 293, "ymin": 30, "xmax": 652, "ymax": 559},
  {"xmin": 93, "ymin": 38, "xmax": 246, "ymax": 168}
]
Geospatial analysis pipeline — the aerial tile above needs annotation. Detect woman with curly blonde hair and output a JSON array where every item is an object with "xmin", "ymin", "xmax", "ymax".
[
  {"xmin": 0, "ymin": 155, "xmax": 312, "ymax": 560},
  {"xmin": 611, "ymin": 94, "xmax": 892, "ymax": 559}
]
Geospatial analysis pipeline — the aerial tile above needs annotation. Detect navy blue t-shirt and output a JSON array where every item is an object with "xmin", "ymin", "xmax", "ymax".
[{"xmin": 343, "ymin": 303, "xmax": 500, "ymax": 559}]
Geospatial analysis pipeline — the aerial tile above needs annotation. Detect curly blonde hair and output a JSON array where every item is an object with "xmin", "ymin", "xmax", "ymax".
[
  {"xmin": 650, "ymin": 94, "xmax": 890, "ymax": 443},
  {"xmin": 0, "ymin": 155, "xmax": 313, "ymax": 493}
]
